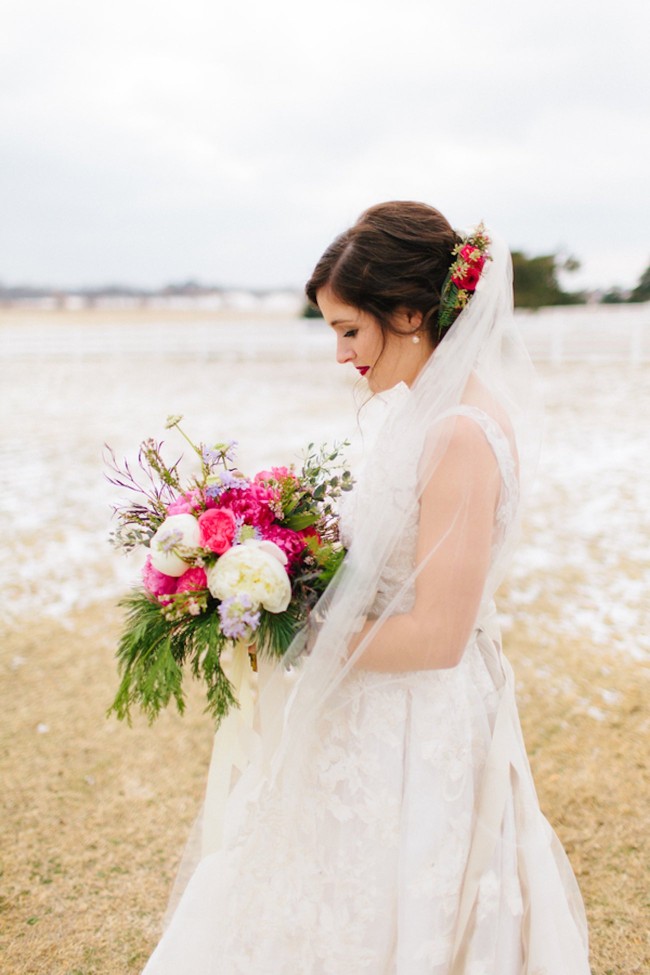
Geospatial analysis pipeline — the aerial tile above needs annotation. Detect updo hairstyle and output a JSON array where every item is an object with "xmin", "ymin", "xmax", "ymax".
[{"xmin": 305, "ymin": 201, "xmax": 461, "ymax": 344}]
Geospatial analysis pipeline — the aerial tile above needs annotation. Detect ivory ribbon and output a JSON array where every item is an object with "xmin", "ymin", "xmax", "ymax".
[
  {"xmin": 450, "ymin": 603, "xmax": 514, "ymax": 973},
  {"xmin": 201, "ymin": 641, "xmax": 259, "ymax": 857}
]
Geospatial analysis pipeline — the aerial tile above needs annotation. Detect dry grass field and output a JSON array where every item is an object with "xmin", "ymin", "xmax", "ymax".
[
  {"xmin": 1, "ymin": 312, "xmax": 649, "ymax": 973},
  {"xmin": 1, "ymin": 594, "xmax": 648, "ymax": 975}
]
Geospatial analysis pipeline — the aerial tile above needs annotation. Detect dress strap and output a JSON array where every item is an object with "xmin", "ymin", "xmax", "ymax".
[{"xmin": 437, "ymin": 405, "xmax": 520, "ymax": 530}]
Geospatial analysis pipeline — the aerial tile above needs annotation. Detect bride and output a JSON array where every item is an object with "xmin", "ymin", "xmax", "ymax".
[{"xmin": 142, "ymin": 202, "xmax": 591, "ymax": 974}]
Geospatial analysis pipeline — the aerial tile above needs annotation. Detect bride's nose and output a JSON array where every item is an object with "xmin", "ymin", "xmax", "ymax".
[{"xmin": 336, "ymin": 338, "xmax": 354, "ymax": 365}]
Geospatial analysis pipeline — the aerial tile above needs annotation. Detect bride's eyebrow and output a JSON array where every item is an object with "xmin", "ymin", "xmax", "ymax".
[{"xmin": 330, "ymin": 318, "xmax": 358, "ymax": 328}]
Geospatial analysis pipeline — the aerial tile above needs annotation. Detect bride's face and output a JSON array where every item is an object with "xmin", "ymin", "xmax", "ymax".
[{"xmin": 317, "ymin": 287, "xmax": 428, "ymax": 392}]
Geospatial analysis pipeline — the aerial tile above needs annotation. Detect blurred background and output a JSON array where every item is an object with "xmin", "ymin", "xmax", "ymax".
[{"xmin": 1, "ymin": 3, "xmax": 648, "ymax": 973}]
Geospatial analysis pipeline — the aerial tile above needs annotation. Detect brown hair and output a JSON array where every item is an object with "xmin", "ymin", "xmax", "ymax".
[{"xmin": 305, "ymin": 201, "xmax": 460, "ymax": 344}]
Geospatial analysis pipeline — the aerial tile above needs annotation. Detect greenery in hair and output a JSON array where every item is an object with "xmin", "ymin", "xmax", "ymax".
[{"xmin": 437, "ymin": 223, "xmax": 491, "ymax": 338}]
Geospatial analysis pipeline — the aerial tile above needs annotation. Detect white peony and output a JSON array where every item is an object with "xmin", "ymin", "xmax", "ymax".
[
  {"xmin": 207, "ymin": 539, "xmax": 291, "ymax": 613},
  {"xmin": 149, "ymin": 513, "xmax": 201, "ymax": 577}
]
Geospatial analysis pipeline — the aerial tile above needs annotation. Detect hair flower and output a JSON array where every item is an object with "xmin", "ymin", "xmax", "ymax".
[{"xmin": 437, "ymin": 223, "xmax": 491, "ymax": 338}]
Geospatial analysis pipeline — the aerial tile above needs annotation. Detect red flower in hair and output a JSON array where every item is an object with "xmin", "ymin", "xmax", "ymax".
[{"xmin": 451, "ymin": 245, "xmax": 486, "ymax": 291}]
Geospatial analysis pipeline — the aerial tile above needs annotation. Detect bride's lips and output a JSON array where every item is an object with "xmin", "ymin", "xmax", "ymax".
[{"xmin": 355, "ymin": 366, "xmax": 370, "ymax": 376}]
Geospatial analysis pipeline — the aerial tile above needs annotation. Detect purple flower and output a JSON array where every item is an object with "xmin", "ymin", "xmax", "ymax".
[
  {"xmin": 202, "ymin": 440, "xmax": 239, "ymax": 467},
  {"xmin": 218, "ymin": 594, "xmax": 261, "ymax": 641},
  {"xmin": 158, "ymin": 528, "xmax": 183, "ymax": 553},
  {"xmin": 222, "ymin": 440, "xmax": 238, "ymax": 464},
  {"xmin": 205, "ymin": 470, "xmax": 245, "ymax": 498}
]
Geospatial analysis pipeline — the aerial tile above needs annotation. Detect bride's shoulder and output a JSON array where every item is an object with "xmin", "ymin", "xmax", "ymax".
[
  {"xmin": 429, "ymin": 412, "xmax": 502, "ymax": 479},
  {"xmin": 421, "ymin": 401, "xmax": 513, "ymax": 497}
]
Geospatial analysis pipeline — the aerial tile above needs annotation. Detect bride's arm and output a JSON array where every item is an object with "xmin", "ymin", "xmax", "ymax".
[{"xmin": 350, "ymin": 416, "xmax": 501, "ymax": 672}]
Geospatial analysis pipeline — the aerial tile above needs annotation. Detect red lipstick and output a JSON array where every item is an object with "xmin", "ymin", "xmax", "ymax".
[{"xmin": 355, "ymin": 366, "xmax": 369, "ymax": 376}]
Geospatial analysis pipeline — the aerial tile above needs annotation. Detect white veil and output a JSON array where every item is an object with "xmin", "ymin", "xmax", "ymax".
[
  {"xmin": 189, "ymin": 230, "xmax": 540, "ymax": 845},
  {"xmin": 157, "ymin": 230, "xmax": 591, "ymax": 975},
  {"xmin": 233, "ymin": 233, "xmax": 540, "ymax": 780}
]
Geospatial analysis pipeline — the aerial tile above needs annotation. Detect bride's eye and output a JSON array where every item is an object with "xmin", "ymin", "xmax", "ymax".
[{"xmin": 344, "ymin": 329, "xmax": 358, "ymax": 338}]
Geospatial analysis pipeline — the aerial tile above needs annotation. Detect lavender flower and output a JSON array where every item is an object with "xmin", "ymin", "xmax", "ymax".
[
  {"xmin": 157, "ymin": 528, "xmax": 184, "ymax": 553},
  {"xmin": 202, "ymin": 440, "xmax": 239, "ymax": 467},
  {"xmin": 221, "ymin": 440, "xmax": 239, "ymax": 464},
  {"xmin": 218, "ymin": 595, "xmax": 261, "ymax": 641},
  {"xmin": 205, "ymin": 470, "xmax": 244, "ymax": 498}
]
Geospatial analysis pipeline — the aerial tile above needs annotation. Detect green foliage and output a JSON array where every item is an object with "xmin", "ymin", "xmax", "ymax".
[
  {"xmin": 306, "ymin": 535, "xmax": 345, "ymax": 583},
  {"xmin": 436, "ymin": 280, "xmax": 463, "ymax": 334},
  {"xmin": 256, "ymin": 602, "xmax": 305, "ymax": 658},
  {"xmin": 600, "ymin": 287, "xmax": 627, "ymax": 304},
  {"xmin": 511, "ymin": 251, "xmax": 584, "ymax": 308},
  {"xmin": 301, "ymin": 301, "xmax": 323, "ymax": 319},
  {"xmin": 106, "ymin": 425, "xmax": 353, "ymax": 728},
  {"xmin": 437, "ymin": 223, "xmax": 491, "ymax": 336},
  {"xmin": 299, "ymin": 442, "xmax": 354, "ymax": 511},
  {"xmin": 629, "ymin": 263, "xmax": 650, "ymax": 303},
  {"xmin": 108, "ymin": 591, "xmax": 236, "ymax": 725}
]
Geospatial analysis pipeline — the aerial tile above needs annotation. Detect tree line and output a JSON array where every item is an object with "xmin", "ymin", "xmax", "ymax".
[{"xmin": 511, "ymin": 252, "xmax": 649, "ymax": 308}]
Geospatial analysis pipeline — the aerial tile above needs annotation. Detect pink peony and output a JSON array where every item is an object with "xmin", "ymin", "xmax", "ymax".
[
  {"xmin": 219, "ymin": 487, "xmax": 275, "ymax": 529},
  {"xmin": 167, "ymin": 496, "xmax": 193, "ymax": 515},
  {"xmin": 198, "ymin": 507, "xmax": 238, "ymax": 553},
  {"xmin": 167, "ymin": 489, "xmax": 214, "ymax": 516},
  {"xmin": 250, "ymin": 481, "xmax": 282, "ymax": 506},
  {"xmin": 254, "ymin": 466, "xmax": 297, "ymax": 485},
  {"xmin": 263, "ymin": 525, "xmax": 307, "ymax": 571},
  {"xmin": 142, "ymin": 556, "xmax": 178, "ymax": 597},
  {"xmin": 176, "ymin": 566, "xmax": 208, "ymax": 593},
  {"xmin": 254, "ymin": 469, "xmax": 278, "ymax": 484}
]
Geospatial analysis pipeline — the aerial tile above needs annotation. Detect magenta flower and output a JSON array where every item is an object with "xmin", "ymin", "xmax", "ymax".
[
  {"xmin": 167, "ymin": 489, "xmax": 214, "ymax": 516},
  {"xmin": 142, "ymin": 556, "xmax": 178, "ymax": 597},
  {"xmin": 263, "ymin": 525, "xmax": 306, "ymax": 571},
  {"xmin": 176, "ymin": 566, "xmax": 208, "ymax": 593},
  {"xmin": 219, "ymin": 487, "xmax": 275, "ymax": 529},
  {"xmin": 198, "ymin": 508, "xmax": 238, "ymax": 554}
]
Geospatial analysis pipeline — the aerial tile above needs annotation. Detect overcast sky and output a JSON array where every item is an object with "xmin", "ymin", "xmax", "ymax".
[{"xmin": 1, "ymin": 0, "xmax": 648, "ymax": 291}]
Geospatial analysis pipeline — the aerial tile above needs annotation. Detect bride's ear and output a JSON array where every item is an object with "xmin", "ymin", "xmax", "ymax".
[
  {"xmin": 407, "ymin": 310, "xmax": 423, "ymax": 329},
  {"xmin": 393, "ymin": 307, "xmax": 423, "ymax": 334}
]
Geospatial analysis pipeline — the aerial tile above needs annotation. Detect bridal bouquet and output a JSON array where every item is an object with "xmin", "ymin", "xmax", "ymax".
[{"xmin": 106, "ymin": 416, "xmax": 352, "ymax": 725}]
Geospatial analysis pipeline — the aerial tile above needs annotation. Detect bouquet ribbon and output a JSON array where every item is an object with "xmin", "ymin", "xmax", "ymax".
[{"xmin": 201, "ymin": 641, "xmax": 259, "ymax": 856}]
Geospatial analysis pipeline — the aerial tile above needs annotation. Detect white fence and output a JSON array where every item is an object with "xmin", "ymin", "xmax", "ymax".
[{"xmin": 515, "ymin": 303, "xmax": 650, "ymax": 363}]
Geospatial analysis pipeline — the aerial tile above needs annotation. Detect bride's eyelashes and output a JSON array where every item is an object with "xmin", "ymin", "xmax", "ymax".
[{"xmin": 344, "ymin": 329, "xmax": 358, "ymax": 338}]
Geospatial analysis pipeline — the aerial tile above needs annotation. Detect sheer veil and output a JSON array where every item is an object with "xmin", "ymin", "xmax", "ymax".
[
  {"xmin": 159, "ymin": 229, "xmax": 591, "ymax": 973},
  {"xmin": 165, "ymin": 229, "xmax": 538, "ymax": 880},
  {"xmin": 241, "ymin": 231, "xmax": 539, "ymax": 787}
]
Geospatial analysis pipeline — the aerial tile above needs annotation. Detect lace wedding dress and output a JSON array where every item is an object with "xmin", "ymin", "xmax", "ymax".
[{"xmin": 142, "ymin": 392, "xmax": 591, "ymax": 975}]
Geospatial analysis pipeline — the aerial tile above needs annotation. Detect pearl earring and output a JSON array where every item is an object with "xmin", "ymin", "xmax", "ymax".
[{"xmin": 412, "ymin": 334, "xmax": 421, "ymax": 344}]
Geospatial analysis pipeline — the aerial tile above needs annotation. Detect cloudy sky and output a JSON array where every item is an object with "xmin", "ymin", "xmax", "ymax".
[{"xmin": 1, "ymin": 0, "xmax": 648, "ymax": 292}]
